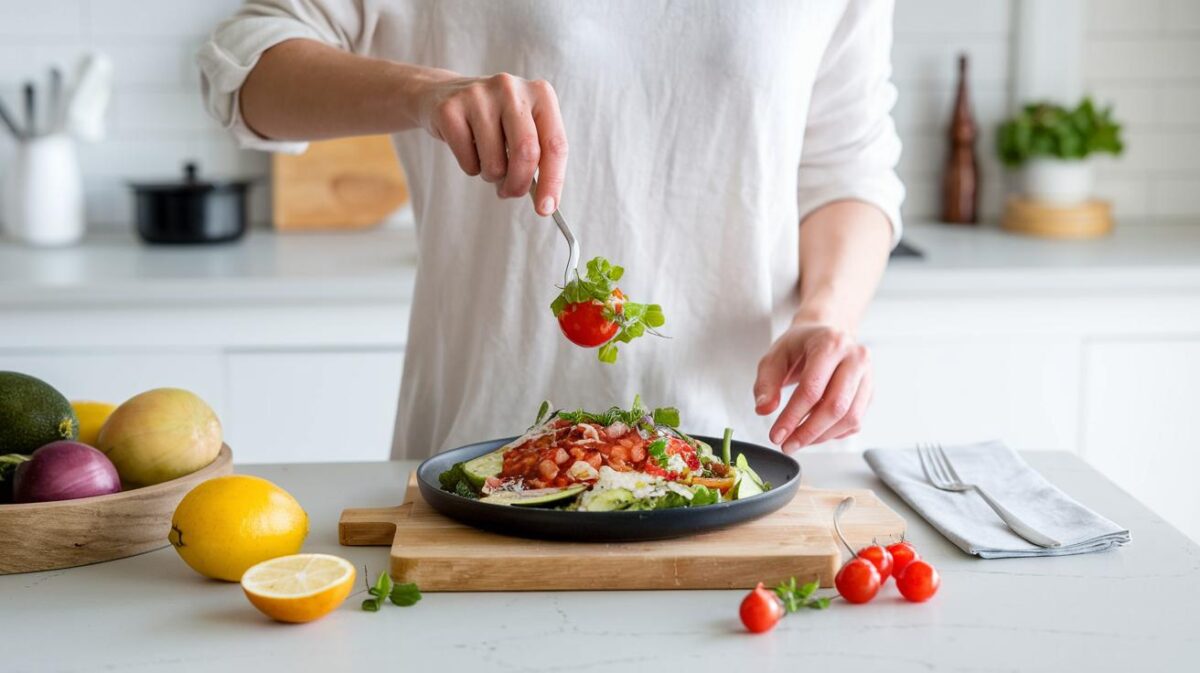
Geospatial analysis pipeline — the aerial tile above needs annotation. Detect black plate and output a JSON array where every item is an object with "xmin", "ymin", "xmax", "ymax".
[{"xmin": 415, "ymin": 435, "xmax": 800, "ymax": 542}]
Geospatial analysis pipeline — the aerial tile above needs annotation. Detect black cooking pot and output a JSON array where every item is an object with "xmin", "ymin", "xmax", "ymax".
[{"xmin": 131, "ymin": 162, "xmax": 250, "ymax": 244}]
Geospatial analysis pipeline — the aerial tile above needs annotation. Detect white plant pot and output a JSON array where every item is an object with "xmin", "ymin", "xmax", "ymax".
[{"xmin": 1021, "ymin": 158, "xmax": 1094, "ymax": 206}]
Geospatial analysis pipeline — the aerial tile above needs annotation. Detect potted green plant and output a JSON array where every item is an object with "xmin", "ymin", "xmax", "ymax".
[{"xmin": 996, "ymin": 98, "xmax": 1124, "ymax": 205}]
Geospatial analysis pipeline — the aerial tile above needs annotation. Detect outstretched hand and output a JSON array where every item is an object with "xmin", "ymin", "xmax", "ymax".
[{"xmin": 753, "ymin": 321, "xmax": 874, "ymax": 453}]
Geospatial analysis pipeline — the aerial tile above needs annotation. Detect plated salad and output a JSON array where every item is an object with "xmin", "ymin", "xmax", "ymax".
[{"xmin": 439, "ymin": 398, "xmax": 770, "ymax": 511}]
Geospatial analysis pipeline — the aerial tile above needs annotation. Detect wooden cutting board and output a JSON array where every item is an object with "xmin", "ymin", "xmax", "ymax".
[
  {"xmin": 338, "ymin": 474, "xmax": 905, "ymax": 591},
  {"xmin": 272, "ymin": 135, "xmax": 408, "ymax": 230}
]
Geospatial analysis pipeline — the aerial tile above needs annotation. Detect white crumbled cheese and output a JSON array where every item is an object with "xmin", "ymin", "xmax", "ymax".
[
  {"xmin": 567, "ymin": 460, "xmax": 599, "ymax": 482},
  {"xmin": 666, "ymin": 453, "xmax": 689, "ymax": 474},
  {"xmin": 584, "ymin": 467, "xmax": 666, "ymax": 502}
]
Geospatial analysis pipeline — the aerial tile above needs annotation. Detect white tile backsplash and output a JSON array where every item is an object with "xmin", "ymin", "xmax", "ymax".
[
  {"xmin": 1084, "ymin": 0, "xmax": 1200, "ymax": 220},
  {"xmin": 0, "ymin": 0, "xmax": 1192, "ymax": 231}
]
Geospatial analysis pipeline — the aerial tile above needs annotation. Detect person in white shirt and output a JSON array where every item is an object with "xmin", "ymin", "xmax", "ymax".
[{"xmin": 198, "ymin": 0, "xmax": 904, "ymax": 459}]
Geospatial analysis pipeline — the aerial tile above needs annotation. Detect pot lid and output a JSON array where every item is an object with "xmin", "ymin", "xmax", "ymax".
[{"xmin": 129, "ymin": 162, "xmax": 251, "ymax": 192}]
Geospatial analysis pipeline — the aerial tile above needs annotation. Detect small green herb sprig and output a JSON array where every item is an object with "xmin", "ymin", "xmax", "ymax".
[
  {"xmin": 555, "ymin": 394, "xmax": 679, "ymax": 429},
  {"xmin": 361, "ymin": 570, "xmax": 422, "ymax": 612},
  {"xmin": 774, "ymin": 577, "xmax": 832, "ymax": 612},
  {"xmin": 549, "ymin": 257, "xmax": 665, "ymax": 364}
]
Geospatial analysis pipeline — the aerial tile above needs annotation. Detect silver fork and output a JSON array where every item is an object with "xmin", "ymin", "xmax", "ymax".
[
  {"xmin": 917, "ymin": 443, "xmax": 1062, "ymax": 548},
  {"xmin": 528, "ymin": 175, "xmax": 580, "ymax": 288}
]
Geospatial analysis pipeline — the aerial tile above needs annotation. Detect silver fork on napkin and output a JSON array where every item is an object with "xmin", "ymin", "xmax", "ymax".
[{"xmin": 918, "ymin": 443, "xmax": 1062, "ymax": 548}]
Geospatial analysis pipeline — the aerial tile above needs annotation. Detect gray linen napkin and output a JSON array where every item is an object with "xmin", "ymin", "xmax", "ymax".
[{"xmin": 864, "ymin": 441, "xmax": 1130, "ymax": 558}]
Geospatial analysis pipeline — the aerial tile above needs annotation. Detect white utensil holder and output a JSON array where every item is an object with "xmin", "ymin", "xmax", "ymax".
[{"xmin": 2, "ymin": 133, "xmax": 85, "ymax": 246}]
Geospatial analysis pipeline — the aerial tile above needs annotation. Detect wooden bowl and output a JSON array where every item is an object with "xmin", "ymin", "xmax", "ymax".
[
  {"xmin": 1002, "ymin": 197, "xmax": 1113, "ymax": 239},
  {"xmin": 0, "ymin": 444, "xmax": 233, "ymax": 574}
]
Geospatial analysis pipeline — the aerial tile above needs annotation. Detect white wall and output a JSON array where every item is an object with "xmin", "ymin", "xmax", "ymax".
[
  {"xmin": 1083, "ymin": 0, "xmax": 1200, "ymax": 219},
  {"xmin": 891, "ymin": 0, "xmax": 1015, "ymax": 222},
  {"xmin": 0, "ymin": 0, "xmax": 267, "ymax": 230},
  {"xmin": 0, "ymin": 1, "xmax": 1189, "ymax": 231}
]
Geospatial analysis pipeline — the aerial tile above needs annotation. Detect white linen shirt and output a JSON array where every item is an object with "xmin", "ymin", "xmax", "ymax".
[{"xmin": 198, "ymin": 0, "xmax": 904, "ymax": 459}]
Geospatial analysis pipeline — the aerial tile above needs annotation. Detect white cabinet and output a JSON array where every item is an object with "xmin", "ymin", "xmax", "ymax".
[
  {"xmin": 853, "ymin": 338, "xmax": 1081, "ymax": 452},
  {"xmin": 224, "ymin": 350, "xmax": 404, "ymax": 463},
  {"xmin": 1082, "ymin": 340, "xmax": 1200, "ymax": 543},
  {"xmin": 0, "ymin": 351, "xmax": 227, "ymax": 419}
]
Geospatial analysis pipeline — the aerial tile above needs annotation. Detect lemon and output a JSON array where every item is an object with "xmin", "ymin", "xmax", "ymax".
[
  {"xmin": 241, "ymin": 554, "xmax": 356, "ymax": 623},
  {"xmin": 169, "ymin": 475, "xmax": 308, "ymax": 582},
  {"xmin": 70, "ymin": 400, "xmax": 116, "ymax": 447}
]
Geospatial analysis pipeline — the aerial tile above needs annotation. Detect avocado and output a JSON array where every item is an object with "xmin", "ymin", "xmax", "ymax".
[
  {"xmin": 479, "ymin": 484, "xmax": 587, "ymax": 507},
  {"xmin": 580, "ymin": 487, "xmax": 635, "ymax": 512},
  {"xmin": 462, "ymin": 448, "xmax": 504, "ymax": 488},
  {"xmin": 0, "ymin": 372, "xmax": 78, "ymax": 455},
  {"xmin": 733, "ymin": 454, "xmax": 765, "ymax": 500}
]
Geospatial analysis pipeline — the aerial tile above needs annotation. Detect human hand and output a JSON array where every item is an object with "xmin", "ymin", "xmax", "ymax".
[
  {"xmin": 753, "ymin": 321, "xmax": 874, "ymax": 453},
  {"xmin": 415, "ymin": 72, "xmax": 568, "ymax": 215}
]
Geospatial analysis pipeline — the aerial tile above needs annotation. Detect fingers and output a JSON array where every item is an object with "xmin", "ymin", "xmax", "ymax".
[
  {"xmin": 430, "ymin": 99, "xmax": 480, "ymax": 176},
  {"xmin": 767, "ymin": 339, "xmax": 845, "ymax": 446},
  {"xmin": 530, "ymin": 80, "xmax": 567, "ymax": 215},
  {"xmin": 427, "ymin": 73, "xmax": 567, "ymax": 211},
  {"xmin": 753, "ymin": 344, "xmax": 795, "ymax": 416},
  {"xmin": 498, "ymin": 85, "xmax": 540, "ymax": 199},
  {"xmin": 809, "ymin": 368, "xmax": 873, "ymax": 446}
]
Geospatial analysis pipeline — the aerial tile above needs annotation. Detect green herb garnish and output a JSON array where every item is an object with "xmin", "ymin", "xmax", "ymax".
[
  {"xmin": 550, "ymin": 256, "xmax": 665, "ymax": 364},
  {"xmin": 362, "ymin": 570, "xmax": 422, "ymax": 612},
  {"xmin": 556, "ymin": 394, "xmax": 676, "ymax": 429},
  {"xmin": 774, "ymin": 577, "xmax": 832, "ymax": 612},
  {"xmin": 646, "ymin": 438, "xmax": 670, "ymax": 469}
]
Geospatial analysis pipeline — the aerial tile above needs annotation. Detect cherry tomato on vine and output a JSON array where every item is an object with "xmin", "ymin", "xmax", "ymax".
[
  {"xmin": 834, "ymin": 558, "xmax": 882, "ymax": 604},
  {"xmin": 856, "ymin": 544, "xmax": 894, "ymax": 582},
  {"xmin": 886, "ymin": 540, "xmax": 920, "ymax": 576},
  {"xmin": 556, "ymin": 288, "xmax": 624, "ymax": 347},
  {"xmin": 895, "ymin": 560, "xmax": 940, "ymax": 602},
  {"xmin": 739, "ymin": 582, "xmax": 785, "ymax": 633}
]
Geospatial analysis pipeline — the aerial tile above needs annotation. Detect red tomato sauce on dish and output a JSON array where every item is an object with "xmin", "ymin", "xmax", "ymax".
[{"xmin": 500, "ymin": 420, "xmax": 699, "ymax": 489}]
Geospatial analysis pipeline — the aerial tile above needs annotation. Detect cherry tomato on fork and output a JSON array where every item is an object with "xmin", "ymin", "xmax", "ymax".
[
  {"xmin": 555, "ymin": 288, "xmax": 624, "ymax": 347},
  {"xmin": 856, "ymin": 544, "xmax": 894, "ymax": 582},
  {"xmin": 834, "ymin": 558, "xmax": 882, "ymax": 604},
  {"xmin": 739, "ymin": 582, "xmax": 785, "ymax": 633},
  {"xmin": 886, "ymin": 540, "xmax": 920, "ymax": 577}
]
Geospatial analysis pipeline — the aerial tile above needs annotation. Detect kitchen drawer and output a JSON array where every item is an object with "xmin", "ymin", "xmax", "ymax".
[
  {"xmin": 1082, "ymin": 339, "xmax": 1200, "ymax": 543},
  {"xmin": 0, "ymin": 350, "xmax": 227, "ymax": 419},
  {"xmin": 224, "ymin": 349, "xmax": 403, "ymax": 463}
]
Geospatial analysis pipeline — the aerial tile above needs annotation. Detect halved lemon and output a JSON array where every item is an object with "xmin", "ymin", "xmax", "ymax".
[{"xmin": 241, "ymin": 553, "xmax": 356, "ymax": 623}]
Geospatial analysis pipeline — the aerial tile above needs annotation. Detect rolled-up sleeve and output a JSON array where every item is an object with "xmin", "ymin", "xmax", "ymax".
[
  {"xmin": 797, "ymin": 0, "xmax": 905, "ymax": 245},
  {"xmin": 196, "ymin": 0, "xmax": 364, "ymax": 154}
]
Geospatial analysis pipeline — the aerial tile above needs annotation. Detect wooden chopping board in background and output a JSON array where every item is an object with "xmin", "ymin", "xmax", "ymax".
[
  {"xmin": 272, "ymin": 135, "xmax": 408, "ymax": 230},
  {"xmin": 339, "ymin": 474, "xmax": 906, "ymax": 592}
]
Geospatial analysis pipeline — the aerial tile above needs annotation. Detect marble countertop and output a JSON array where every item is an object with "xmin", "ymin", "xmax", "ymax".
[
  {"xmin": 3, "ymin": 221, "xmax": 1200, "ymax": 308},
  {"xmin": 3, "ymin": 452, "xmax": 1197, "ymax": 672}
]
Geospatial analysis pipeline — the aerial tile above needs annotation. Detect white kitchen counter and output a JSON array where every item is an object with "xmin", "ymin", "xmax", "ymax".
[
  {"xmin": 2, "ymin": 452, "xmax": 1197, "ymax": 672},
  {"xmin": 3, "ymin": 221, "xmax": 1200, "ymax": 308}
]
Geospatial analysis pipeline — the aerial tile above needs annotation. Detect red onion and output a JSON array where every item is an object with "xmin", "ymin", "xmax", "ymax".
[{"xmin": 13, "ymin": 441, "xmax": 122, "ymax": 503}]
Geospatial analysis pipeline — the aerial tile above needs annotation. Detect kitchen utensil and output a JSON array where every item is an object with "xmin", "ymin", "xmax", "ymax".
[
  {"xmin": 831, "ymin": 495, "xmax": 856, "ymax": 556},
  {"xmin": 1, "ymin": 132, "xmax": 84, "ymax": 246},
  {"xmin": 340, "ymin": 471, "xmax": 906, "ymax": 591},
  {"xmin": 529, "ymin": 175, "xmax": 579, "ymax": 287},
  {"xmin": 271, "ymin": 134, "xmax": 409, "ymax": 230},
  {"xmin": 0, "ymin": 96, "xmax": 21, "ymax": 139},
  {"xmin": 918, "ymin": 443, "xmax": 1062, "ymax": 548},
  {"xmin": 414, "ymin": 435, "xmax": 799, "ymax": 542},
  {"xmin": 63, "ymin": 53, "xmax": 112, "ymax": 142},
  {"xmin": 0, "ymin": 445, "xmax": 233, "ymax": 575},
  {"xmin": 48, "ymin": 66, "xmax": 63, "ymax": 133},
  {"xmin": 131, "ymin": 162, "xmax": 251, "ymax": 244},
  {"xmin": 22, "ymin": 81, "xmax": 35, "ymax": 137}
]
